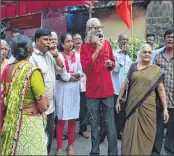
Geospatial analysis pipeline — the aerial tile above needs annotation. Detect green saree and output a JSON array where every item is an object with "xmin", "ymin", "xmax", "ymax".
[
  {"xmin": 121, "ymin": 64, "xmax": 164, "ymax": 155},
  {"xmin": 1, "ymin": 61, "xmax": 47, "ymax": 155}
]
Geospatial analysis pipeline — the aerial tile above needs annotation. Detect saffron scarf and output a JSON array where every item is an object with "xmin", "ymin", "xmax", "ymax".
[{"xmin": 62, "ymin": 51, "xmax": 76, "ymax": 73}]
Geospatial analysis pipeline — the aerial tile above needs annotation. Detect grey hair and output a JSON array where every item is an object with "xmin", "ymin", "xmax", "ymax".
[
  {"xmin": 139, "ymin": 44, "xmax": 152, "ymax": 56},
  {"xmin": 1, "ymin": 40, "xmax": 8, "ymax": 47},
  {"xmin": 85, "ymin": 18, "xmax": 101, "ymax": 43},
  {"xmin": 72, "ymin": 33, "xmax": 81, "ymax": 39},
  {"xmin": 118, "ymin": 33, "xmax": 128, "ymax": 41},
  {"xmin": 51, "ymin": 31, "xmax": 58, "ymax": 39}
]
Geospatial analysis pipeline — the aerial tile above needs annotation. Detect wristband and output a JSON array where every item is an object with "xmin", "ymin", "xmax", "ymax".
[{"xmin": 53, "ymin": 55, "xmax": 58, "ymax": 58}]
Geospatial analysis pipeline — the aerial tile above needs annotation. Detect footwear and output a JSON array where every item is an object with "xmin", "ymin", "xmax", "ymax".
[
  {"xmin": 99, "ymin": 138, "xmax": 105, "ymax": 144},
  {"xmin": 78, "ymin": 131, "xmax": 89, "ymax": 139},
  {"xmin": 57, "ymin": 148, "xmax": 63, "ymax": 156},
  {"xmin": 99, "ymin": 134, "xmax": 106, "ymax": 144},
  {"xmin": 117, "ymin": 132, "xmax": 123, "ymax": 140},
  {"xmin": 66, "ymin": 146, "xmax": 75, "ymax": 156}
]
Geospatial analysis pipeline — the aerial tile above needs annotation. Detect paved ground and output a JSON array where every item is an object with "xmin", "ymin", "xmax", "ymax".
[
  {"xmin": 50, "ymin": 122, "xmax": 166, "ymax": 155},
  {"xmin": 50, "ymin": 122, "xmax": 120, "ymax": 155}
]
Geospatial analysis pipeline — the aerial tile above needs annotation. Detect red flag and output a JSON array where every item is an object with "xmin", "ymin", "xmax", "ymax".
[{"xmin": 116, "ymin": 0, "xmax": 132, "ymax": 30}]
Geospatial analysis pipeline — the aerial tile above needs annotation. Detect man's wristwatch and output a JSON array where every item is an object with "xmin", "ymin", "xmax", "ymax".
[{"xmin": 53, "ymin": 54, "xmax": 58, "ymax": 58}]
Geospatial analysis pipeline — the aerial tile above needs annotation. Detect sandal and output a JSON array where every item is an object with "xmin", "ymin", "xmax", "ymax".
[
  {"xmin": 66, "ymin": 146, "xmax": 75, "ymax": 156},
  {"xmin": 78, "ymin": 131, "xmax": 89, "ymax": 139},
  {"xmin": 57, "ymin": 148, "xmax": 63, "ymax": 156}
]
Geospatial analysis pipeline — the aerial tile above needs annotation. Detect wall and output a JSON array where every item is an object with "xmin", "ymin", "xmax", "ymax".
[
  {"xmin": 146, "ymin": 1, "xmax": 174, "ymax": 44},
  {"xmin": 42, "ymin": 8, "xmax": 67, "ymax": 39},
  {"xmin": 3, "ymin": 13, "xmax": 42, "ymax": 39},
  {"xmin": 5, "ymin": 28, "xmax": 38, "ymax": 39},
  {"xmin": 93, "ymin": 7, "xmax": 146, "ymax": 41}
]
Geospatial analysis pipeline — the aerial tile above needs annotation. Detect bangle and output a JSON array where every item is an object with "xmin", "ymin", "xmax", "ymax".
[{"xmin": 53, "ymin": 55, "xmax": 58, "ymax": 58}]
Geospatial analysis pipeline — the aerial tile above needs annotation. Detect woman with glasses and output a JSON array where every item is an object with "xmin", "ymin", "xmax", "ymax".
[{"xmin": 116, "ymin": 44, "xmax": 169, "ymax": 155}]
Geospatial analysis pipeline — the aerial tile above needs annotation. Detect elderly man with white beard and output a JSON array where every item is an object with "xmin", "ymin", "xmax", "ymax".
[{"xmin": 80, "ymin": 18, "xmax": 118, "ymax": 156}]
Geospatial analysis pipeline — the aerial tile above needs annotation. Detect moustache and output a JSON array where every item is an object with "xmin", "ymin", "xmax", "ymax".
[{"xmin": 46, "ymin": 46, "xmax": 50, "ymax": 50}]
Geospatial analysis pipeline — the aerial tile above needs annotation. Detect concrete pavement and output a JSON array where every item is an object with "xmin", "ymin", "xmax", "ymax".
[
  {"xmin": 50, "ymin": 122, "xmax": 166, "ymax": 155},
  {"xmin": 50, "ymin": 122, "xmax": 121, "ymax": 155}
]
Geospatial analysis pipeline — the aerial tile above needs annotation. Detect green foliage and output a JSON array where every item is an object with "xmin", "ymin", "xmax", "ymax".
[
  {"xmin": 128, "ymin": 35, "xmax": 145, "ymax": 61},
  {"xmin": 110, "ymin": 34, "xmax": 146, "ymax": 61},
  {"xmin": 110, "ymin": 40, "xmax": 119, "ymax": 51}
]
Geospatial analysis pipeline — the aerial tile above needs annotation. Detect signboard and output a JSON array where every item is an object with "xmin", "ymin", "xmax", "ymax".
[{"xmin": 2, "ymin": 13, "xmax": 41, "ymax": 31}]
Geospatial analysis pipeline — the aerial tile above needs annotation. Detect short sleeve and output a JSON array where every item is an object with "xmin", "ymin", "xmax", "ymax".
[
  {"xmin": 30, "ymin": 70, "xmax": 46, "ymax": 100},
  {"xmin": 127, "ymin": 63, "xmax": 137, "ymax": 81},
  {"xmin": 155, "ymin": 65, "xmax": 165, "ymax": 83}
]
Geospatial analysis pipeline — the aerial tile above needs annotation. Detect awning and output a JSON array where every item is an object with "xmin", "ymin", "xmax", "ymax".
[{"xmin": 1, "ymin": 0, "xmax": 93, "ymax": 18}]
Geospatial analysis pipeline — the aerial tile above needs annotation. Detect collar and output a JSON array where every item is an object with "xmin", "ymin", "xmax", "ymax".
[
  {"xmin": 117, "ymin": 48, "xmax": 130, "ymax": 57},
  {"xmin": 160, "ymin": 47, "xmax": 166, "ymax": 54},
  {"xmin": 116, "ymin": 48, "xmax": 121, "ymax": 53},
  {"xmin": 34, "ymin": 48, "xmax": 47, "ymax": 56},
  {"xmin": 161, "ymin": 48, "xmax": 174, "ymax": 62}
]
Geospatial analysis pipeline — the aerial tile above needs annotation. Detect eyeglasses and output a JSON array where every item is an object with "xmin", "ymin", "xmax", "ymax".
[
  {"xmin": 1, "ymin": 47, "xmax": 8, "ymax": 52},
  {"xmin": 165, "ymin": 36, "xmax": 174, "ymax": 40},
  {"xmin": 90, "ymin": 26, "xmax": 104, "ymax": 30},
  {"xmin": 143, "ymin": 51, "xmax": 152, "ymax": 55}
]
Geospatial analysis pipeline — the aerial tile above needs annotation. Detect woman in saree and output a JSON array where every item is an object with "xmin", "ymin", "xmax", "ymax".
[
  {"xmin": 1, "ymin": 35, "xmax": 49, "ymax": 155},
  {"xmin": 116, "ymin": 44, "xmax": 169, "ymax": 155}
]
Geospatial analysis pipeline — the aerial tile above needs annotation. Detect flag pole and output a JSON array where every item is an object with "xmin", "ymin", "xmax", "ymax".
[
  {"xmin": 89, "ymin": 4, "xmax": 92, "ymax": 19},
  {"xmin": 89, "ymin": 0, "xmax": 95, "ymax": 19},
  {"xmin": 130, "ymin": 0, "xmax": 134, "ymax": 60}
]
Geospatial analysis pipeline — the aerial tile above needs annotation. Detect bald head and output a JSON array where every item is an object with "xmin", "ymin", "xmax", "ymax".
[{"xmin": 118, "ymin": 33, "xmax": 129, "ymax": 49}]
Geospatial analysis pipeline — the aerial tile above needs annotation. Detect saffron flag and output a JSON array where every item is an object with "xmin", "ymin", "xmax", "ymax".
[{"xmin": 116, "ymin": 0, "xmax": 132, "ymax": 30}]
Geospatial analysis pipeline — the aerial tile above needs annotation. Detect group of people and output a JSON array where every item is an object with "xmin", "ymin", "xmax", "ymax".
[{"xmin": 0, "ymin": 17, "xmax": 173, "ymax": 156}]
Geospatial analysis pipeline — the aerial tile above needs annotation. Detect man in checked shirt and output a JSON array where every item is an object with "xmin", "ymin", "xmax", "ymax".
[{"xmin": 152, "ymin": 28, "xmax": 174, "ymax": 155}]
